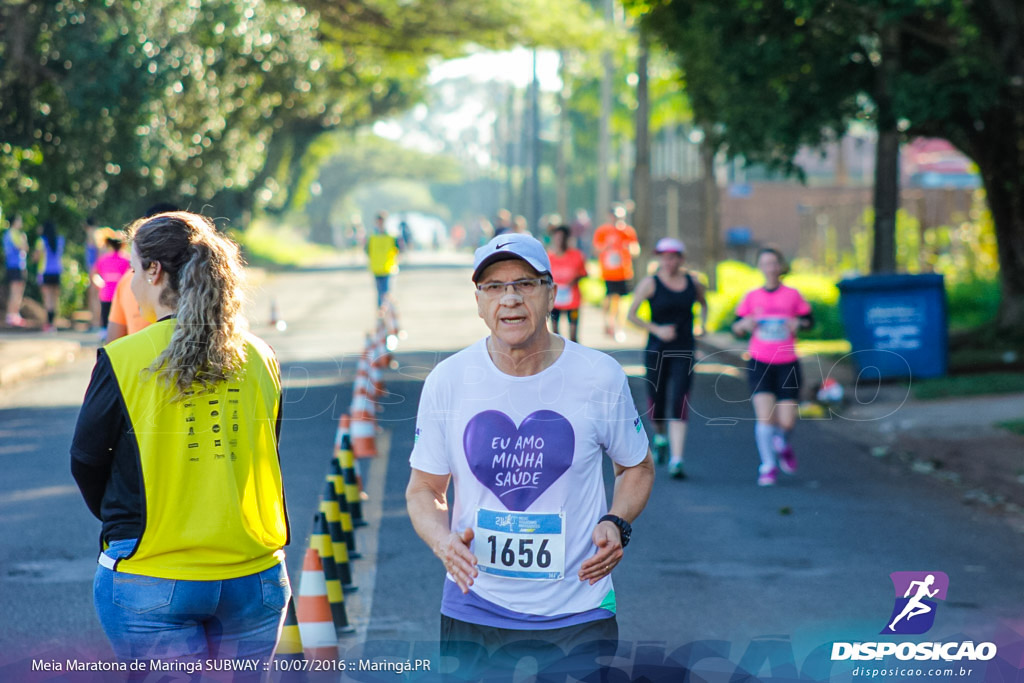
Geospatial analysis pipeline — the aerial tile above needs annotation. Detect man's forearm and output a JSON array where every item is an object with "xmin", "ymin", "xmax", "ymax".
[
  {"xmin": 609, "ymin": 455, "xmax": 655, "ymax": 522},
  {"xmin": 406, "ymin": 489, "xmax": 453, "ymax": 557}
]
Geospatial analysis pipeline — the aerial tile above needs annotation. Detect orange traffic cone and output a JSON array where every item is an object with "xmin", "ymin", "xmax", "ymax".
[
  {"xmin": 372, "ymin": 323, "xmax": 390, "ymax": 371},
  {"xmin": 294, "ymin": 547, "xmax": 340, "ymax": 660},
  {"xmin": 350, "ymin": 349, "xmax": 377, "ymax": 460},
  {"xmin": 382, "ymin": 298, "xmax": 402, "ymax": 340}
]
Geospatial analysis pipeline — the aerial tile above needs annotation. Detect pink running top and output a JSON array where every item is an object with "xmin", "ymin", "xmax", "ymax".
[
  {"xmin": 735, "ymin": 285, "xmax": 812, "ymax": 364},
  {"xmin": 93, "ymin": 252, "xmax": 131, "ymax": 303}
]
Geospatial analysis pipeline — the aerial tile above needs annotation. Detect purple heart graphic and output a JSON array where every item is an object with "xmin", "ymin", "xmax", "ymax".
[{"xmin": 463, "ymin": 410, "xmax": 575, "ymax": 511}]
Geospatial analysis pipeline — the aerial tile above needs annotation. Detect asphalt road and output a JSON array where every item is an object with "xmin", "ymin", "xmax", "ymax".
[{"xmin": 1, "ymin": 257, "xmax": 1022, "ymax": 682}]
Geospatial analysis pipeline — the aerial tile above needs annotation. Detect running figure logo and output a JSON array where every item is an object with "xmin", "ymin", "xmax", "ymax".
[{"xmin": 881, "ymin": 571, "xmax": 949, "ymax": 635}]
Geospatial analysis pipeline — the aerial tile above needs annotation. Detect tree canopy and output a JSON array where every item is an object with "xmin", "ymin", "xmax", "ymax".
[
  {"xmin": 628, "ymin": 0, "xmax": 1024, "ymax": 333},
  {"xmin": 0, "ymin": 0, "xmax": 595, "ymax": 233}
]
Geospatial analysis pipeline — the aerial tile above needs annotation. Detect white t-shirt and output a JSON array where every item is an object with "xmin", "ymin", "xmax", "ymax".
[{"xmin": 410, "ymin": 337, "xmax": 649, "ymax": 629}]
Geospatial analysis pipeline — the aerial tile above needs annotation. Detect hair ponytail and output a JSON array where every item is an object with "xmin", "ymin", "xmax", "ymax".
[{"xmin": 130, "ymin": 212, "xmax": 248, "ymax": 397}]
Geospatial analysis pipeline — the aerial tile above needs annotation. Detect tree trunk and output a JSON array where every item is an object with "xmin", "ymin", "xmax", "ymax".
[
  {"xmin": 871, "ymin": 24, "xmax": 900, "ymax": 274},
  {"xmin": 988, "ymin": 186, "xmax": 1024, "ymax": 335},
  {"xmin": 556, "ymin": 50, "xmax": 570, "ymax": 222},
  {"xmin": 596, "ymin": 0, "xmax": 614, "ymax": 226},
  {"xmin": 528, "ymin": 49, "xmax": 542, "ymax": 235},
  {"xmin": 633, "ymin": 36, "xmax": 653, "ymax": 277},
  {"xmin": 504, "ymin": 86, "xmax": 516, "ymax": 213},
  {"xmin": 972, "ymin": 135, "xmax": 1024, "ymax": 336},
  {"xmin": 698, "ymin": 129, "xmax": 720, "ymax": 290}
]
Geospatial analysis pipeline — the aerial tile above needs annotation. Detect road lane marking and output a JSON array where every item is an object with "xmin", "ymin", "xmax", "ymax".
[{"xmin": 343, "ymin": 429, "xmax": 389, "ymax": 643}]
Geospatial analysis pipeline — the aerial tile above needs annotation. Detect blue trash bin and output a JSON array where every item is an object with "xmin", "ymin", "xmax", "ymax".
[{"xmin": 837, "ymin": 274, "xmax": 947, "ymax": 379}]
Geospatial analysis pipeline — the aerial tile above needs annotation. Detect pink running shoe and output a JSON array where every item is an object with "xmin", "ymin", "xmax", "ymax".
[
  {"xmin": 778, "ymin": 446, "xmax": 798, "ymax": 474},
  {"xmin": 757, "ymin": 468, "xmax": 778, "ymax": 487},
  {"xmin": 773, "ymin": 435, "xmax": 798, "ymax": 474}
]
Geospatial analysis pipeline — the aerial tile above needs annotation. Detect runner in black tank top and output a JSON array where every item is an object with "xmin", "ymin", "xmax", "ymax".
[{"xmin": 627, "ymin": 238, "xmax": 707, "ymax": 479}]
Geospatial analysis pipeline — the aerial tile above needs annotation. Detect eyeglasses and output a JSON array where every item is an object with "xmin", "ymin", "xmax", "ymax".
[{"xmin": 476, "ymin": 278, "xmax": 551, "ymax": 296}]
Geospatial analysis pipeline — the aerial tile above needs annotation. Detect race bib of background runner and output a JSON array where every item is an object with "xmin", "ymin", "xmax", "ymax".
[
  {"xmin": 473, "ymin": 508, "xmax": 565, "ymax": 580},
  {"xmin": 756, "ymin": 317, "xmax": 789, "ymax": 342},
  {"xmin": 554, "ymin": 286, "xmax": 573, "ymax": 306}
]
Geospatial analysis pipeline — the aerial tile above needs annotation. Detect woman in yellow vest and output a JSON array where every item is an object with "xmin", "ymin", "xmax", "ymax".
[
  {"xmin": 71, "ymin": 211, "xmax": 290, "ymax": 667},
  {"xmin": 366, "ymin": 210, "xmax": 401, "ymax": 308}
]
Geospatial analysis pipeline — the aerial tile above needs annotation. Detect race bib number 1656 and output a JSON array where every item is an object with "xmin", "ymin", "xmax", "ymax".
[{"xmin": 474, "ymin": 508, "xmax": 565, "ymax": 580}]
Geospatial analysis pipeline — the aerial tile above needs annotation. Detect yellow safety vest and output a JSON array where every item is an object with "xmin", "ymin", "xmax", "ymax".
[
  {"xmin": 367, "ymin": 233, "xmax": 398, "ymax": 276},
  {"xmin": 104, "ymin": 319, "xmax": 288, "ymax": 580}
]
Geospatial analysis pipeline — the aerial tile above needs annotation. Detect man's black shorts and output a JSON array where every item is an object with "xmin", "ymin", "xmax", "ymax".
[{"xmin": 441, "ymin": 614, "xmax": 618, "ymax": 680}]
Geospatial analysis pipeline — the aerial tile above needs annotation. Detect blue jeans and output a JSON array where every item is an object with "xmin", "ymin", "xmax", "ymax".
[
  {"xmin": 93, "ymin": 539, "xmax": 291, "ymax": 667},
  {"xmin": 374, "ymin": 275, "xmax": 390, "ymax": 306}
]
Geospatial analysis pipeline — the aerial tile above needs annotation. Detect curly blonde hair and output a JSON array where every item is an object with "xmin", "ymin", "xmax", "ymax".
[{"xmin": 129, "ymin": 211, "xmax": 247, "ymax": 397}]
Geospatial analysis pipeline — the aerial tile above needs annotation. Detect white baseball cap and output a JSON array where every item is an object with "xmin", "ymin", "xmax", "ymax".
[
  {"xmin": 654, "ymin": 237, "xmax": 686, "ymax": 254},
  {"xmin": 472, "ymin": 233, "xmax": 552, "ymax": 282}
]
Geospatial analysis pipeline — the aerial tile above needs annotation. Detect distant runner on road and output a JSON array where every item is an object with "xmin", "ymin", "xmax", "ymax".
[
  {"xmin": 731, "ymin": 246, "xmax": 813, "ymax": 486},
  {"xmin": 627, "ymin": 238, "xmax": 707, "ymax": 480},
  {"xmin": 592, "ymin": 205, "xmax": 639, "ymax": 342}
]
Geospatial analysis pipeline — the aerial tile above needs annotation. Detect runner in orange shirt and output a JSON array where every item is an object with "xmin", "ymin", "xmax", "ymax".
[
  {"xmin": 592, "ymin": 206, "xmax": 640, "ymax": 342},
  {"xmin": 105, "ymin": 271, "xmax": 151, "ymax": 342}
]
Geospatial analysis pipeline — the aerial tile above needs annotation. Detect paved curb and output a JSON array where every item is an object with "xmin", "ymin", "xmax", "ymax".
[{"xmin": 0, "ymin": 340, "xmax": 83, "ymax": 388}]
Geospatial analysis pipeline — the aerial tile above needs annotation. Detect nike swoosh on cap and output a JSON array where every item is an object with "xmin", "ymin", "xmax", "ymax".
[{"xmin": 495, "ymin": 242, "xmax": 512, "ymax": 249}]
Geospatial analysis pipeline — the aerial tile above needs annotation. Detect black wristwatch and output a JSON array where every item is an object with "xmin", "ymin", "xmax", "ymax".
[{"xmin": 599, "ymin": 514, "xmax": 632, "ymax": 548}]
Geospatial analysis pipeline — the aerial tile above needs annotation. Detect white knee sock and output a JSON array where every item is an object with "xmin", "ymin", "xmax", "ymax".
[{"xmin": 755, "ymin": 423, "xmax": 776, "ymax": 474}]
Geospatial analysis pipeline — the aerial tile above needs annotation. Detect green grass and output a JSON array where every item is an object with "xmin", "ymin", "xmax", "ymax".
[
  {"xmin": 911, "ymin": 372, "xmax": 1024, "ymax": 400},
  {"xmin": 230, "ymin": 221, "xmax": 338, "ymax": 269},
  {"xmin": 946, "ymin": 277, "xmax": 1001, "ymax": 332},
  {"xmin": 997, "ymin": 419, "xmax": 1024, "ymax": 436}
]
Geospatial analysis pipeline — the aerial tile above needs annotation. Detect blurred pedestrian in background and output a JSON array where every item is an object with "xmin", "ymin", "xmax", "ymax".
[
  {"xmin": 91, "ymin": 230, "xmax": 130, "ymax": 339},
  {"xmin": 547, "ymin": 224, "xmax": 588, "ymax": 343},
  {"xmin": 592, "ymin": 206, "xmax": 639, "ymax": 342},
  {"xmin": 627, "ymin": 238, "xmax": 707, "ymax": 479},
  {"xmin": 731, "ymin": 246, "xmax": 813, "ymax": 486},
  {"xmin": 493, "ymin": 209, "xmax": 513, "ymax": 237},
  {"xmin": 82, "ymin": 216, "xmax": 103, "ymax": 329},
  {"xmin": 367, "ymin": 210, "xmax": 401, "ymax": 308},
  {"xmin": 34, "ymin": 219, "xmax": 65, "ymax": 332},
  {"xmin": 3, "ymin": 213, "xmax": 29, "ymax": 327},
  {"xmin": 571, "ymin": 208, "xmax": 593, "ymax": 258}
]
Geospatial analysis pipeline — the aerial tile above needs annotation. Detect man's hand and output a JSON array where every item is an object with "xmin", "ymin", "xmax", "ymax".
[
  {"xmin": 434, "ymin": 528, "xmax": 478, "ymax": 594},
  {"xmin": 578, "ymin": 521, "xmax": 623, "ymax": 585}
]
